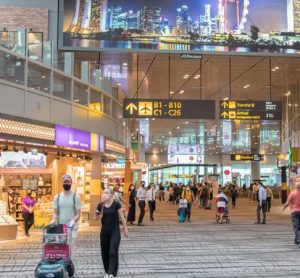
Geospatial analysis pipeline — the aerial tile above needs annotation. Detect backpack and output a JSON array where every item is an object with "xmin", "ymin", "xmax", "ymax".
[{"xmin": 35, "ymin": 258, "xmax": 74, "ymax": 277}]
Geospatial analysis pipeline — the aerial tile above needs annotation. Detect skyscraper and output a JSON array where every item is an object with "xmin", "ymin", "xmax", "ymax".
[
  {"xmin": 176, "ymin": 5, "xmax": 189, "ymax": 34},
  {"xmin": 140, "ymin": 7, "xmax": 154, "ymax": 33},
  {"xmin": 111, "ymin": 6, "xmax": 122, "ymax": 29},
  {"xmin": 205, "ymin": 4, "xmax": 211, "ymax": 35},
  {"xmin": 153, "ymin": 8, "xmax": 162, "ymax": 34},
  {"xmin": 67, "ymin": 0, "xmax": 108, "ymax": 33},
  {"xmin": 295, "ymin": 0, "xmax": 300, "ymax": 33}
]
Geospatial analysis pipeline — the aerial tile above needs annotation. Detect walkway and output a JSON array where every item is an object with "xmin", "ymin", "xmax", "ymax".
[{"xmin": 0, "ymin": 198, "xmax": 299, "ymax": 277}]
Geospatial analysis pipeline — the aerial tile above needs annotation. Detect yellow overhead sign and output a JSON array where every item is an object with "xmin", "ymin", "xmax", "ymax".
[{"xmin": 123, "ymin": 99, "xmax": 215, "ymax": 119}]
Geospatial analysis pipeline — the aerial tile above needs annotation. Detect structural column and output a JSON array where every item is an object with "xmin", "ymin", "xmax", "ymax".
[
  {"xmin": 251, "ymin": 125, "xmax": 260, "ymax": 182},
  {"xmin": 89, "ymin": 153, "xmax": 103, "ymax": 226}
]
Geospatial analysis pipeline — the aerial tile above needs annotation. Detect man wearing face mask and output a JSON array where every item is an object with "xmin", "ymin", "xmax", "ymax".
[
  {"xmin": 283, "ymin": 180, "xmax": 300, "ymax": 247},
  {"xmin": 51, "ymin": 174, "xmax": 82, "ymax": 229},
  {"xmin": 22, "ymin": 189, "xmax": 36, "ymax": 237}
]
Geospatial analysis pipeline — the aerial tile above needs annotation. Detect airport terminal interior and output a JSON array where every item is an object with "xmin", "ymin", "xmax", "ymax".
[{"xmin": 1, "ymin": 0, "xmax": 300, "ymax": 277}]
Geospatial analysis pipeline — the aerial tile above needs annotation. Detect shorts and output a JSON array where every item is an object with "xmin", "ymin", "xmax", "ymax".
[{"xmin": 218, "ymin": 207, "xmax": 225, "ymax": 213}]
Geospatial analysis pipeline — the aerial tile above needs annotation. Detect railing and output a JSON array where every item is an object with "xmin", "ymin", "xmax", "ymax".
[{"xmin": 0, "ymin": 29, "xmax": 127, "ymax": 106}]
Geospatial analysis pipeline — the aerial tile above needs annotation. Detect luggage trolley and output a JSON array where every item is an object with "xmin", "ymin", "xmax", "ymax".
[{"xmin": 35, "ymin": 224, "xmax": 75, "ymax": 278}]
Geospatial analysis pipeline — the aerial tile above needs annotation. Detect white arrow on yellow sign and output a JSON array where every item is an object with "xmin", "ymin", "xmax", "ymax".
[{"xmin": 126, "ymin": 103, "xmax": 138, "ymax": 115}]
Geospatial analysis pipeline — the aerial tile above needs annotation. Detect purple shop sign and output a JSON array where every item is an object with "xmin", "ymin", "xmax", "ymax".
[{"xmin": 55, "ymin": 125, "xmax": 91, "ymax": 151}]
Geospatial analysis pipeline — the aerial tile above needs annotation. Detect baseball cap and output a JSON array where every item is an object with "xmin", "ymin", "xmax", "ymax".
[{"xmin": 62, "ymin": 174, "xmax": 72, "ymax": 184}]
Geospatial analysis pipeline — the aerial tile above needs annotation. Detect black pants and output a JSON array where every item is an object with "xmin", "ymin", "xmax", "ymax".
[
  {"xmin": 291, "ymin": 211, "xmax": 300, "ymax": 244},
  {"xmin": 187, "ymin": 202, "xmax": 192, "ymax": 220},
  {"xmin": 148, "ymin": 200, "xmax": 156, "ymax": 221},
  {"xmin": 100, "ymin": 230, "xmax": 121, "ymax": 277},
  {"xmin": 138, "ymin": 200, "xmax": 146, "ymax": 224},
  {"xmin": 257, "ymin": 200, "xmax": 267, "ymax": 223},
  {"xmin": 22, "ymin": 212, "xmax": 34, "ymax": 234},
  {"xmin": 267, "ymin": 197, "xmax": 272, "ymax": 212},
  {"xmin": 232, "ymin": 197, "xmax": 236, "ymax": 208}
]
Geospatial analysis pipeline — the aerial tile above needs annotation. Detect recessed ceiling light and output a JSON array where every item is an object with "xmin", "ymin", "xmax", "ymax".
[
  {"xmin": 223, "ymin": 97, "xmax": 229, "ymax": 100},
  {"xmin": 177, "ymin": 126, "xmax": 180, "ymax": 129},
  {"xmin": 179, "ymin": 90, "xmax": 184, "ymax": 94},
  {"xmin": 170, "ymin": 91, "xmax": 174, "ymax": 94},
  {"xmin": 185, "ymin": 121, "xmax": 189, "ymax": 124},
  {"xmin": 152, "ymin": 118, "xmax": 155, "ymax": 120},
  {"xmin": 122, "ymin": 62, "xmax": 128, "ymax": 66}
]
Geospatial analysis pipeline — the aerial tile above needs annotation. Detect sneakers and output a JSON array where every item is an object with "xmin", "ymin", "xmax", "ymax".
[
  {"xmin": 108, "ymin": 275, "xmax": 115, "ymax": 278},
  {"xmin": 104, "ymin": 274, "xmax": 109, "ymax": 278}
]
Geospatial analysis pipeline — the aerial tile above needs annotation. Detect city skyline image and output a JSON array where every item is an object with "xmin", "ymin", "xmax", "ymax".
[{"xmin": 61, "ymin": 0, "xmax": 300, "ymax": 55}]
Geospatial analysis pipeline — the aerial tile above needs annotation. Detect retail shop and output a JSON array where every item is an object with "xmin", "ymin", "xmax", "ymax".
[{"xmin": 0, "ymin": 117, "xmax": 120, "ymax": 240}]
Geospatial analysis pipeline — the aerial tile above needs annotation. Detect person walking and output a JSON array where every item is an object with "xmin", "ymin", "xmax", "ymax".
[
  {"xmin": 95, "ymin": 188, "xmax": 128, "ymax": 278},
  {"xmin": 216, "ymin": 189, "xmax": 229, "ymax": 224},
  {"xmin": 255, "ymin": 183, "xmax": 267, "ymax": 224},
  {"xmin": 147, "ymin": 183, "xmax": 157, "ymax": 221},
  {"xmin": 231, "ymin": 185, "xmax": 238, "ymax": 208},
  {"xmin": 22, "ymin": 189, "xmax": 36, "ymax": 237},
  {"xmin": 168, "ymin": 184, "xmax": 174, "ymax": 203},
  {"xmin": 51, "ymin": 174, "xmax": 82, "ymax": 230},
  {"xmin": 137, "ymin": 181, "xmax": 147, "ymax": 226},
  {"xmin": 158, "ymin": 183, "xmax": 165, "ymax": 202},
  {"xmin": 266, "ymin": 186, "xmax": 273, "ymax": 212},
  {"xmin": 127, "ymin": 184, "xmax": 136, "ymax": 225},
  {"xmin": 283, "ymin": 181, "xmax": 300, "ymax": 247},
  {"xmin": 181, "ymin": 186, "xmax": 194, "ymax": 222}
]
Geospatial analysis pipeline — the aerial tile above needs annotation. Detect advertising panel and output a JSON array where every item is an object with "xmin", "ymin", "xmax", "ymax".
[
  {"xmin": 55, "ymin": 125, "xmax": 91, "ymax": 151},
  {"xmin": 59, "ymin": 0, "xmax": 300, "ymax": 55},
  {"xmin": 168, "ymin": 154, "xmax": 204, "ymax": 164},
  {"xmin": 0, "ymin": 152, "xmax": 46, "ymax": 168},
  {"xmin": 168, "ymin": 145, "xmax": 204, "ymax": 155}
]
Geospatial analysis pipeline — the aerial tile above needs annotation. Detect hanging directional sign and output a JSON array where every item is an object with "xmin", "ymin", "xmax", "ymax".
[
  {"xmin": 220, "ymin": 100, "xmax": 282, "ymax": 120},
  {"xmin": 231, "ymin": 154, "xmax": 264, "ymax": 161},
  {"xmin": 123, "ymin": 99, "xmax": 215, "ymax": 119}
]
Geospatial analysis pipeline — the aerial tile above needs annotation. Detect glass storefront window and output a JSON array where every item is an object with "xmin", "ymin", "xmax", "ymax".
[
  {"xmin": 103, "ymin": 95, "xmax": 111, "ymax": 116},
  {"xmin": 73, "ymin": 81, "xmax": 88, "ymax": 106},
  {"xmin": 90, "ymin": 88, "xmax": 102, "ymax": 112},
  {"xmin": 27, "ymin": 62, "xmax": 51, "ymax": 93},
  {"xmin": 53, "ymin": 72, "xmax": 71, "ymax": 101},
  {"xmin": 0, "ymin": 50, "xmax": 25, "ymax": 85}
]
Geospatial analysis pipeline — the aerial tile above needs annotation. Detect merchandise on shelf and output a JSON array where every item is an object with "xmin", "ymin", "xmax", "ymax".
[{"xmin": 0, "ymin": 200, "xmax": 18, "ymax": 241}]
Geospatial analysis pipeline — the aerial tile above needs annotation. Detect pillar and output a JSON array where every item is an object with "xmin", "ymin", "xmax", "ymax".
[
  {"xmin": 251, "ymin": 124, "xmax": 260, "ymax": 182},
  {"xmin": 124, "ymin": 160, "xmax": 133, "ymax": 193},
  {"xmin": 90, "ymin": 153, "xmax": 102, "ymax": 226},
  {"xmin": 281, "ymin": 166, "xmax": 288, "ymax": 204}
]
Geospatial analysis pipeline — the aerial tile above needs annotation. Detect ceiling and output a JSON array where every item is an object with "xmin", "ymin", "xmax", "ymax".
[{"xmin": 74, "ymin": 51, "xmax": 300, "ymax": 156}]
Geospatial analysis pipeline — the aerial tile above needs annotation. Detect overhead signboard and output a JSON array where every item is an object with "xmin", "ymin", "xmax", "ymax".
[
  {"xmin": 168, "ymin": 154, "xmax": 204, "ymax": 164},
  {"xmin": 58, "ymin": 0, "xmax": 296, "ymax": 56},
  {"xmin": 219, "ymin": 100, "xmax": 282, "ymax": 121},
  {"xmin": 231, "ymin": 154, "xmax": 264, "ymax": 161},
  {"xmin": 123, "ymin": 99, "xmax": 215, "ymax": 119},
  {"xmin": 168, "ymin": 145, "xmax": 204, "ymax": 155}
]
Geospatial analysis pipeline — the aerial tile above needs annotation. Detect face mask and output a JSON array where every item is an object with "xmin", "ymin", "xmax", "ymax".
[{"xmin": 63, "ymin": 183, "xmax": 71, "ymax": 191}]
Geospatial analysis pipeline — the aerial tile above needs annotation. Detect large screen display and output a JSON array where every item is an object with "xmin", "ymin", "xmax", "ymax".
[{"xmin": 59, "ymin": 0, "xmax": 300, "ymax": 55}]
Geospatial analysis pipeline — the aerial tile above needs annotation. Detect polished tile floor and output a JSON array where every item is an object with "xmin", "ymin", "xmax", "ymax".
[{"xmin": 0, "ymin": 198, "xmax": 299, "ymax": 278}]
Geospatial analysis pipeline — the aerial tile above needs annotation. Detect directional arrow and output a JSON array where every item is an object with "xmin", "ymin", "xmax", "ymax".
[
  {"xmin": 221, "ymin": 101, "xmax": 229, "ymax": 108},
  {"xmin": 221, "ymin": 111, "xmax": 229, "ymax": 118},
  {"xmin": 126, "ymin": 103, "xmax": 137, "ymax": 115}
]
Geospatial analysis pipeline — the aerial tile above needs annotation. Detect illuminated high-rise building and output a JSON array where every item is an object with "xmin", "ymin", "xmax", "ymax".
[
  {"xmin": 176, "ymin": 5, "xmax": 189, "ymax": 33},
  {"xmin": 111, "ymin": 6, "xmax": 122, "ymax": 29},
  {"xmin": 67, "ymin": 0, "xmax": 107, "ymax": 33},
  {"xmin": 140, "ymin": 7, "xmax": 154, "ymax": 33},
  {"xmin": 295, "ymin": 1, "xmax": 300, "ymax": 33},
  {"xmin": 205, "ymin": 4, "xmax": 211, "ymax": 35},
  {"xmin": 153, "ymin": 8, "xmax": 161, "ymax": 34}
]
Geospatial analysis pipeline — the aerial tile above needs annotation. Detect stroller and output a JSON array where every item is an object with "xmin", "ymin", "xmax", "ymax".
[
  {"xmin": 35, "ymin": 224, "xmax": 75, "ymax": 277},
  {"xmin": 216, "ymin": 206, "xmax": 230, "ymax": 224},
  {"xmin": 177, "ymin": 199, "xmax": 188, "ymax": 223}
]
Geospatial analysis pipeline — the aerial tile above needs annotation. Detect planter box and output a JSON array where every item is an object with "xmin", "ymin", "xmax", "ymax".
[{"xmin": 0, "ymin": 224, "xmax": 18, "ymax": 241}]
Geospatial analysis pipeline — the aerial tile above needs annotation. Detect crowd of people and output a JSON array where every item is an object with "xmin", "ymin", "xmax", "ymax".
[{"xmin": 33, "ymin": 175, "xmax": 300, "ymax": 278}]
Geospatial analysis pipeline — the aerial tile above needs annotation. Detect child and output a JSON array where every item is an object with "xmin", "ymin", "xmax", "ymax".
[{"xmin": 177, "ymin": 199, "xmax": 188, "ymax": 223}]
